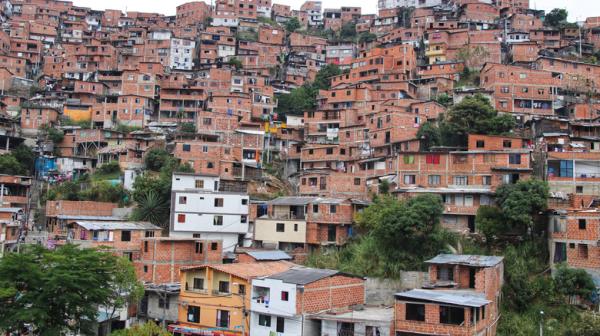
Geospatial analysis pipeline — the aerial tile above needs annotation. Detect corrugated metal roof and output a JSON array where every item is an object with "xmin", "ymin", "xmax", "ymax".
[
  {"xmin": 268, "ymin": 197, "xmax": 318, "ymax": 206},
  {"xmin": 58, "ymin": 215, "xmax": 124, "ymax": 220},
  {"xmin": 74, "ymin": 221, "xmax": 160, "ymax": 231},
  {"xmin": 268, "ymin": 267, "xmax": 340, "ymax": 285},
  {"xmin": 426, "ymin": 254, "xmax": 503, "ymax": 267},
  {"xmin": 246, "ymin": 250, "xmax": 292, "ymax": 261},
  {"xmin": 268, "ymin": 196, "xmax": 348, "ymax": 206},
  {"xmin": 0, "ymin": 207, "xmax": 22, "ymax": 213},
  {"xmin": 395, "ymin": 289, "xmax": 490, "ymax": 307}
]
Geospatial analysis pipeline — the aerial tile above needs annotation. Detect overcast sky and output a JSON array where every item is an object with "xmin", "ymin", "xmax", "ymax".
[{"xmin": 71, "ymin": 0, "xmax": 598, "ymax": 20}]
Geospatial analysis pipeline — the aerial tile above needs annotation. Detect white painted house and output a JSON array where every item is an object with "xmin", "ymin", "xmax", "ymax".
[
  {"xmin": 169, "ymin": 173, "xmax": 250, "ymax": 252},
  {"xmin": 170, "ymin": 38, "xmax": 196, "ymax": 70}
]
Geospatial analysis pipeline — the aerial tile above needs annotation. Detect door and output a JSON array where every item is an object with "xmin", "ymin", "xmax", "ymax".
[{"xmin": 468, "ymin": 216, "xmax": 475, "ymax": 233}]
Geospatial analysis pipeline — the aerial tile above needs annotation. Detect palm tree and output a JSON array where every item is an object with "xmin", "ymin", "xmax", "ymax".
[{"xmin": 132, "ymin": 190, "xmax": 170, "ymax": 228}]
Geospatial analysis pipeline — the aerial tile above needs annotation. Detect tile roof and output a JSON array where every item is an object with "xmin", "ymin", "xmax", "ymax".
[{"xmin": 182, "ymin": 261, "xmax": 294, "ymax": 280}]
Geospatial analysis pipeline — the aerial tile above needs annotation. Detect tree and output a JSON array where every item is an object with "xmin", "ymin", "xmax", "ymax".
[
  {"xmin": 39, "ymin": 124, "xmax": 64, "ymax": 144},
  {"xmin": 96, "ymin": 161, "xmax": 121, "ymax": 176},
  {"xmin": 284, "ymin": 17, "xmax": 301, "ymax": 32},
  {"xmin": 545, "ymin": 8, "xmax": 568, "ymax": 28},
  {"xmin": 495, "ymin": 179, "xmax": 549, "ymax": 237},
  {"xmin": 565, "ymin": 314, "xmax": 600, "ymax": 336},
  {"xmin": 435, "ymin": 93, "xmax": 452, "ymax": 107},
  {"xmin": 340, "ymin": 21, "xmax": 357, "ymax": 40},
  {"xmin": 397, "ymin": 7, "xmax": 415, "ymax": 28},
  {"xmin": 228, "ymin": 57, "xmax": 243, "ymax": 69},
  {"xmin": 440, "ymin": 94, "xmax": 516, "ymax": 147},
  {"xmin": 416, "ymin": 121, "xmax": 441, "ymax": 151},
  {"xmin": 313, "ymin": 64, "xmax": 342, "ymax": 90},
  {"xmin": 476, "ymin": 205, "xmax": 510, "ymax": 243},
  {"xmin": 358, "ymin": 32, "xmax": 377, "ymax": 44},
  {"xmin": 130, "ymin": 190, "xmax": 170, "ymax": 227},
  {"xmin": 356, "ymin": 195, "xmax": 454, "ymax": 273},
  {"xmin": 80, "ymin": 182, "xmax": 129, "ymax": 205},
  {"xmin": 105, "ymin": 257, "xmax": 144, "ymax": 326},
  {"xmin": 111, "ymin": 322, "xmax": 172, "ymax": 336},
  {"xmin": 0, "ymin": 154, "xmax": 26, "ymax": 175},
  {"xmin": 378, "ymin": 179, "xmax": 390, "ymax": 195},
  {"xmin": 0, "ymin": 245, "xmax": 142, "ymax": 335},
  {"xmin": 144, "ymin": 148, "xmax": 172, "ymax": 172},
  {"xmin": 12, "ymin": 144, "xmax": 35, "ymax": 175},
  {"xmin": 180, "ymin": 122, "xmax": 196, "ymax": 133},
  {"xmin": 554, "ymin": 264, "xmax": 596, "ymax": 300}
]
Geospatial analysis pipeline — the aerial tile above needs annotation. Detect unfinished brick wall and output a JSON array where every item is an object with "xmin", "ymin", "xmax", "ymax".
[
  {"xmin": 45, "ymin": 200, "xmax": 117, "ymax": 217},
  {"xmin": 137, "ymin": 239, "xmax": 222, "ymax": 284},
  {"xmin": 296, "ymin": 275, "xmax": 365, "ymax": 314}
]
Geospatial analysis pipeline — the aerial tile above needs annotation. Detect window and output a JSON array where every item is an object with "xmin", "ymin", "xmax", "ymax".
[
  {"xmin": 238, "ymin": 284, "xmax": 246, "ymax": 295},
  {"xmin": 276, "ymin": 317, "xmax": 285, "ymax": 333},
  {"xmin": 207, "ymin": 162, "xmax": 214, "ymax": 169},
  {"xmin": 193, "ymin": 278, "xmax": 204, "ymax": 290},
  {"xmin": 218, "ymin": 281, "xmax": 230, "ymax": 293},
  {"xmin": 187, "ymin": 306, "xmax": 200, "ymax": 323},
  {"xmin": 258, "ymin": 314, "xmax": 271, "ymax": 327},
  {"xmin": 326, "ymin": 148, "xmax": 333, "ymax": 155},
  {"xmin": 214, "ymin": 198, "xmax": 224, "ymax": 207},
  {"xmin": 428, "ymin": 175, "xmax": 441, "ymax": 185},
  {"xmin": 195, "ymin": 242, "xmax": 203, "ymax": 253},
  {"xmin": 503, "ymin": 140, "xmax": 512, "ymax": 148},
  {"xmin": 145, "ymin": 231, "xmax": 155, "ymax": 238},
  {"xmin": 195, "ymin": 180, "xmax": 204, "ymax": 189},
  {"xmin": 579, "ymin": 244, "xmax": 589, "ymax": 259},
  {"xmin": 328, "ymin": 224, "xmax": 336, "ymax": 242},
  {"xmin": 559, "ymin": 160, "xmax": 573, "ymax": 177},
  {"xmin": 426, "ymin": 154, "xmax": 440, "ymax": 164},
  {"xmin": 406, "ymin": 303, "xmax": 425, "ymax": 321},
  {"xmin": 276, "ymin": 223, "xmax": 285, "ymax": 232},
  {"xmin": 579, "ymin": 219, "xmax": 587, "ymax": 230},
  {"xmin": 476, "ymin": 140, "xmax": 485, "ymax": 148},
  {"xmin": 211, "ymin": 242, "xmax": 218, "ymax": 250},
  {"xmin": 440, "ymin": 306, "xmax": 465, "ymax": 325},
  {"xmin": 354, "ymin": 178, "xmax": 361, "ymax": 185},
  {"xmin": 454, "ymin": 176, "xmax": 468, "ymax": 185},
  {"xmin": 483, "ymin": 176, "xmax": 492, "ymax": 185},
  {"xmin": 313, "ymin": 204, "xmax": 319, "ymax": 213},
  {"xmin": 281, "ymin": 291, "xmax": 289, "ymax": 301},
  {"xmin": 143, "ymin": 241, "xmax": 148, "ymax": 252},
  {"xmin": 509, "ymin": 154, "xmax": 521, "ymax": 164},
  {"xmin": 404, "ymin": 175, "xmax": 416, "ymax": 184},
  {"xmin": 217, "ymin": 310, "xmax": 230, "ymax": 328},
  {"xmin": 121, "ymin": 230, "xmax": 131, "ymax": 241},
  {"xmin": 183, "ymin": 144, "xmax": 191, "ymax": 152},
  {"xmin": 576, "ymin": 186, "xmax": 584, "ymax": 194},
  {"xmin": 241, "ymin": 215, "xmax": 247, "ymax": 223},
  {"xmin": 178, "ymin": 214, "xmax": 186, "ymax": 223},
  {"xmin": 438, "ymin": 266, "xmax": 454, "ymax": 281},
  {"xmin": 143, "ymin": 265, "xmax": 148, "ymax": 273},
  {"xmin": 179, "ymin": 196, "xmax": 187, "ymax": 204},
  {"xmin": 213, "ymin": 216, "xmax": 223, "ymax": 226},
  {"xmin": 403, "ymin": 155, "xmax": 415, "ymax": 164},
  {"xmin": 242, "ymin": 199, "xmax": 248, "ymax": 205},
  {"xmin": 330, "ymin": 205, "xmax": 337, "ymax": 213},
  {"xmin": 203, "ymin": 146, "xmax": 209, "ymax": 153}
]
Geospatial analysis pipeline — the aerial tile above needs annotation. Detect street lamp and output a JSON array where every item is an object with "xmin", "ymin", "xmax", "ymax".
[{"xmin": 539, "ymin": 310, "xmax": 544, "ymax": 336}]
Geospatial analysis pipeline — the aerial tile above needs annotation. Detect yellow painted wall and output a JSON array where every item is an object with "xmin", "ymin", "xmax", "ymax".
[
  {"xmin": 64, "ymin": 106, "xmax": 92, "ymax": 121},
  {"xmin": 179, "ymin": 268, "xmax": 251, "ymax": 335}
]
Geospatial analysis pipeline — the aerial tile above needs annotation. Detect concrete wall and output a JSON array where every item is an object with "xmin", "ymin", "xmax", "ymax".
[{"xmin": 365, "ymin": 272, "xmax": 428, "ymax": 305}]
